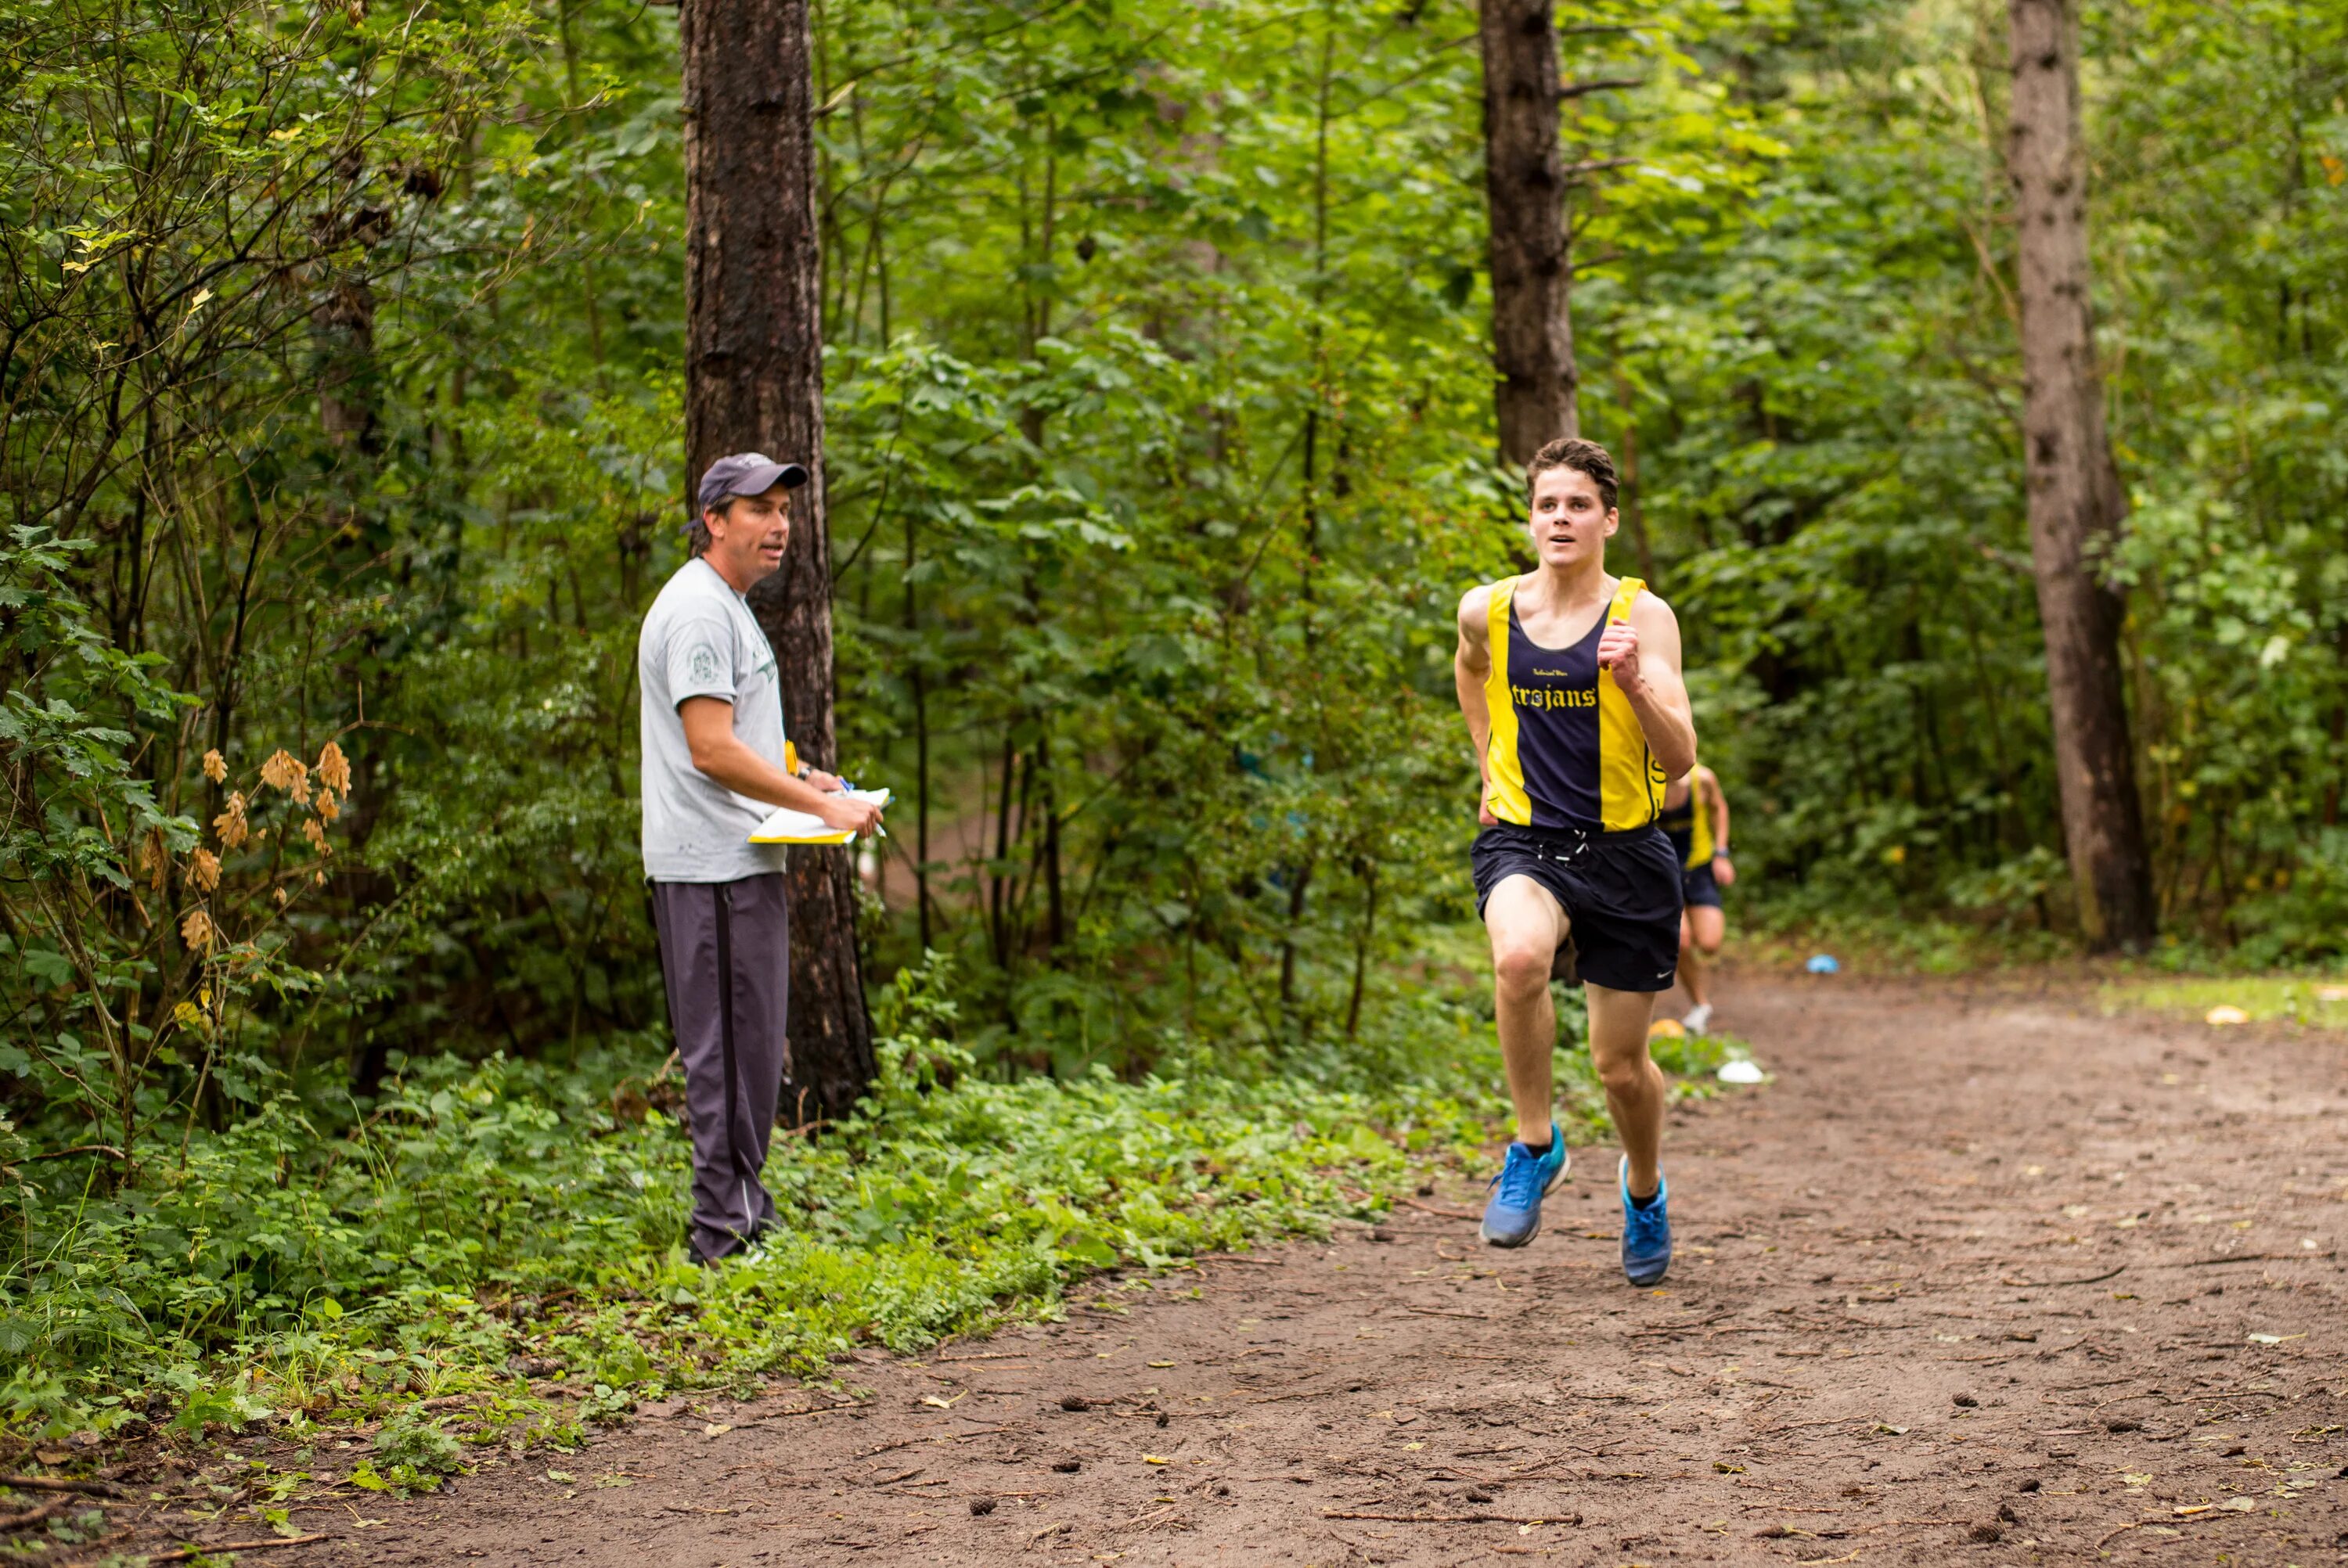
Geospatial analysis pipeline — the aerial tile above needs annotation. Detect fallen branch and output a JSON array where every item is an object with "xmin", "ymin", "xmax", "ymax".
[
  {"xmin": 1394, "ymin": 1196, "xmax": 1480, "ymax": 1221},
  {"xmin": 2163, "ymin": 1251, "xmax": 2335, "ymax": 1269},
  {"xmin": 2000, "ymin": 1266, "xmax": 2126, "ymax": 1288},
  {"xmin": 1322, "ymin": 1509, "xmax": 1580, "ymax": 1526},
  {"xmin": 740, "ymin": 1402, "xmax": 867, "ymax": 1426},
  {"xmin": 1399, "ymin": 1307, "xmax": 1491, "ymax": 1322},
  {"xmin": 0, "ymin": 1499, "xmax": 72, "ymax": 1532},
  {"xmin": 0, "ymin": 1476, "xmax": 121, "ymax": 1498},
  {"xmin": 852, "ymin": 1425, "xmax": 1016, "ymax": 1458},
  {"xmin": 1627, "ymin": 1311, "xmax": 1734, "ymax": 1336},
  {"xmin": 138, "ymin": 1537, "xmax": 330, "ymax": 1564}
]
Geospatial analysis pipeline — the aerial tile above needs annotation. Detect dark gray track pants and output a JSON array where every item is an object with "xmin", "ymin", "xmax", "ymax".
[{"xmin": 650, "ymin": 873, "xmax": 790, "ymax": 1263}]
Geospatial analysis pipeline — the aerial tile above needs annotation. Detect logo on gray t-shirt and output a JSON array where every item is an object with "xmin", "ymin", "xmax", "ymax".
[{"xmin": 638, "ymin": 558, "xmax": 790, "ymax": 883}]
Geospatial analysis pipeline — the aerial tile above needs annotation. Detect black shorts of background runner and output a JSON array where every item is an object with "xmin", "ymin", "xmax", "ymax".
[
  {"xmin": 1471, "ymin": 822, "xmax": 1684, "ymax": 992},
  {"xmin": 1682, "ymin": 859, "xmax": 1723, "ymax": 909}
]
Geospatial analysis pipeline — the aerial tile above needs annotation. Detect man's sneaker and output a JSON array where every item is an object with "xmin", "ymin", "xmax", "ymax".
[
  {"xmin": 1681, "ymin": 1002, "xmax": 1713, "ymax": 1035},
  {"xmin": 1619, "ymin": 1156, "xmax": 1673, "ymax": 1286},
  {"xmin": 1480, "ymin": 1123, "xmax": 1569, "ymax": 1248}
]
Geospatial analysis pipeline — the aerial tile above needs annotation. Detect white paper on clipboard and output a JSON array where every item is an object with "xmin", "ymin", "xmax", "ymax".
[{"xmin": 748, "ymin": 787, "xmax": 891, "ymax": 846}]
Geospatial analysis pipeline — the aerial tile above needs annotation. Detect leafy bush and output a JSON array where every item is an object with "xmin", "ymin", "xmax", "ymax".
[{"xmin": 0, "ymin": 955, "xmax": 1529, "ymax": 1438}]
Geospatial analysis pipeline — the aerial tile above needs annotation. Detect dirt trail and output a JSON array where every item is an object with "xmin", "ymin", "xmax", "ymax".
[{"xmin": 151, "ymin": 976, "xmax": 2348, "ymax": 1563}]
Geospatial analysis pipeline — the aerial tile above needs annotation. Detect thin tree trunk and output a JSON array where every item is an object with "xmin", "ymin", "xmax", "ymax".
[
  {"xmin": 682, "ymin": 0, "xmax": 875, "ymax": 1117},
  {"xmin": 1344, "ymin": 858, "xmax": 1377, "ymax": 1041},
  {"xmin": 1613, "ymin": 372, "xmax": 1655, "ymax": 581},
  {"xmin": 905, "ymin": 508, "xmax": 933, "ymax": 948},
  {"xmin": 1479, "ymin": 0, "xmax": 1578, "ymax": 464},
  {"xmin": 2005, "ymin": 0, "xmax": 2155, "ymax": 951}
]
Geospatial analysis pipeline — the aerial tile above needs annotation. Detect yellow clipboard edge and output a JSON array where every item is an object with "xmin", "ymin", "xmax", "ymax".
[{"xmin": 746, "ymin": 786, "xmax": 892, "ymax": 846}]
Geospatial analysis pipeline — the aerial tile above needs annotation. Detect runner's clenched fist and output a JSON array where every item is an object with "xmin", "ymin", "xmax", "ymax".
[{"xmin": 1597, "ymin": 617, "xmax": 1641, "ymax": 689}]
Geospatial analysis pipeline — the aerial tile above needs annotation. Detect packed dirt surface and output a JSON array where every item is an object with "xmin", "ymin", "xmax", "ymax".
[{"xmin": 85, "ymin": 976, "xmax": 2348, "ymax": 1564}]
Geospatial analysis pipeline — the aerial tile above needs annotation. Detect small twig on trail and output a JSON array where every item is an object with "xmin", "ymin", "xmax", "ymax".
[
  {"xmin": 0, "ymin": 1476, "xmax": 121, "ymax": 1498},
  {"xmin": 1321, "ymin": 1509, "xmax": 1580, "ymax": 1526},
  {"xmin": 1394, "ymin": 1196, "xmax": 1482, "ymax": 1221},
  {"xmin": 138, "ymin": 1537, "xmax": 331, "ymax": 1564},
  {"xmin": 2094, "ymin": 1521, "xmax": 2140, "ymax": 1549},
  {"xmin": 2163, "ymin": 1251, "xmax": 2335, "ymax": 1268},
  {"xmin": 1797, "ymin": 1550, "xmax": 1863, "ymax": 1565},
  {"xmin": 1627, "ymin": 1312, "xmax": 1734, "ymax": 1337},
  {"xmin": 1752, "ymin": 1418, "xmax": 1871, "ymax": 1435},
  {"xmin": 740, "ymin": 1402, "xmax": 867, "ymax": 1426},
  {"xmin": 852, "ymin": 1425, "xmax": 1016, "ymax": 1457},
  {"xmin": 1400, "ymin": 1306, "xmax": 1491, "ymax": 1322},
  {"xmin": 2000, "ymin": 1266, "xmax": 2126, "ymax": 1288}
]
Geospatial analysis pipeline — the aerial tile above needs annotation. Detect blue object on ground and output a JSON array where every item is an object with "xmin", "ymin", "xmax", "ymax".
[
  {"xmin": 1806, "ymin": 953, "xmax": 1840, "ymax": 974},
  {"xmin": 1479, "ymin": 1121, "xmax": 1568, "ymax": 1249},
  {"xmin": 1619, "ymin": 1156, "xmax": 1673, "ymax": 1286}
]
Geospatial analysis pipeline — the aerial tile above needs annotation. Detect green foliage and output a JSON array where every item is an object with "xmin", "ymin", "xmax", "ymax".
[{"xmin": 0, "ymin": 955, "xmax": 1535, "ymax": 1435}]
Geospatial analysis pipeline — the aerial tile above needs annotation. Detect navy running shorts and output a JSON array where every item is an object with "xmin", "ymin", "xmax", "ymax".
[
  {"xmin": 1682, "ymin": 859, "xmax": 1723, "ymax": 909},
  {"xmin": 1471, "ymin": 822, "xmax": 1684, "ymax": 992}
]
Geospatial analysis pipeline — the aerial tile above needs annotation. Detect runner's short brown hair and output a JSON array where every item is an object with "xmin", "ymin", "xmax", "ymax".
[{"xmin": 1526, "ymin": 437, "xmax": 1619, "ymax": 512}]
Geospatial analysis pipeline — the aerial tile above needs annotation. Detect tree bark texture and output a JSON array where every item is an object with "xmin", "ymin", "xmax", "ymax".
[
  {"xmin": 2005, "ymin": 0, "xmax": 2155, "ymax": 951},
  {"xmin": 681, "ymin": 0, "xmax": 876, "ymax": 1118},
  {"xmin": 1480, "ymin": 0, "xmax": 1578, "ymax": 464}
]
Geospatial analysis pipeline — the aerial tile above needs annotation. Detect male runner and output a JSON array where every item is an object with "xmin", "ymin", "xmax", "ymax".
[
  {"xmin": 1659, "ymin": 766, "xmax": 1735, "ymax": 1034},
  {"xmin": 1453, "ymin": 437, "xmax": 1697, "ymax": 1285}
]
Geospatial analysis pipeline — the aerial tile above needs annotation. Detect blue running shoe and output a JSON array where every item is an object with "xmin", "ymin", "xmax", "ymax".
[
  {"xmin": 1480, "ymin": 1123, "xmax": 1569, "ymax": 1248},
  {"xmin": 1619, "ymin": 1156, "xmax": 1673, "ymax": 1286}
]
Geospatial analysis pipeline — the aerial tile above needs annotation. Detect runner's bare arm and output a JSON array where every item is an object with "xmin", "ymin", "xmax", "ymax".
[
  {"xmin": 1700, "ymin": 763, "xmax": 1735, "ymax": 886},
  {"xmin": 1454, "ymin": 586, "xmax": 1500, "ymax": 825},
  {"xmin": 1594, "ymin": 590, "xmax": 1697, "ymax": 779}
]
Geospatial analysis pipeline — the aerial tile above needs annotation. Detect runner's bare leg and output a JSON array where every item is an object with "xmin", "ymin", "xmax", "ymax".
[
  {"xmin": 1587, "ymin": 983, "xmax": 1665, "ymax": 1197},
  {"xmin": 1484, "ymin": 874, "xmax": 1568, "ymax": 1145},
  {"xmin": 1677, "ymin": 912, "xmax": 1709, "ymax": 1010}
]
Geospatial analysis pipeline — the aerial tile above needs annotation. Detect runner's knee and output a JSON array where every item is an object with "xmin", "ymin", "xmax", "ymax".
[
  {"xmin": 1493, "ymin": 942, "xmax": 1553, "ymax": 994},
  {"xmin": 1594, "ymin": 1051, "xmax": 1655, "ymax": 1097}
]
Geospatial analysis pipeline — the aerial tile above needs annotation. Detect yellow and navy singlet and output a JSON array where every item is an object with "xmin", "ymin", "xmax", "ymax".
[
  {"xmin": 1658, "ymin": 776, "xmax": 1713, "ymax": 869},
  {"xmin": 1482, "ymin": 575, "xmax": 1668, "ymax": 833}
]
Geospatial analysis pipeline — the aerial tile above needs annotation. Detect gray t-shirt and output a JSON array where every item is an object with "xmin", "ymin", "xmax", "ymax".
[{"xmin": 638, "ymin": 557, "xmax": 790, "ymax": 883}]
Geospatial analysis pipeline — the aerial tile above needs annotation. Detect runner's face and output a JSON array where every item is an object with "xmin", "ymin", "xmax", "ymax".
[
  {"xmin": 704, "ymin": 486, "xmax": 793, "ymax": 586},
  {"xmin": 1525, "ymin": 466, "xmax": 1618, "ymax": 570}
]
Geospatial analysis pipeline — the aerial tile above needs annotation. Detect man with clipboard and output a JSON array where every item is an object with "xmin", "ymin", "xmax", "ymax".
[{"xmin": 638, "ymin": 453, "xmax": 884, "ymax": 1264}]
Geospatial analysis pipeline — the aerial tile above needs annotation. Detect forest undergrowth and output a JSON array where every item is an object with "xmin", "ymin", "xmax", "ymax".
[{"xmin": 1, "ymin": 951, "xmax": 1746, "ymax": 1466}]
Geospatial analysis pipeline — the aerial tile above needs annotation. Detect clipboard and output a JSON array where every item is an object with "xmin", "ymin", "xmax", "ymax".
[{"xmin": 749, "ymin": 786, "xmax": 891, "ymax": 846}]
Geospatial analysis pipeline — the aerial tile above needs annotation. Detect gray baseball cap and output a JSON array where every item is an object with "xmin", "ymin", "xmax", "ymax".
[{"xmin": 696, "ymin": 452, "xmax": 810, "ymax": 512}]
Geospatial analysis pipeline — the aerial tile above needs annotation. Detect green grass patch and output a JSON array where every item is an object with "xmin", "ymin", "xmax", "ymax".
[{"xmin": 2098, "ymin": 973, "xmax": 2348, "ymax": 1030}]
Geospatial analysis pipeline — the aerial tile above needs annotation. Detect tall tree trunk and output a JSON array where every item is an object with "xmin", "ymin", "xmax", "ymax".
[
  {"xmin": 681, "ymin": 0, "xmax": 875, "ymax": 1118},
  {"xmin": 1479, "ymin": 0, "xmax": 1578, "ymax": 464},
  {"xmin": 2005, "ymin": 0, "xmax": 2155, "ymax": 952}
]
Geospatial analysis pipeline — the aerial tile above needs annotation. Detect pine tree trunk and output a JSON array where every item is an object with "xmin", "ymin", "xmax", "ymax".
[
  {"xmin": 2005, "ymin": 0, "xmax": 2155, "ymax": 951},
  {"xmin": 681, "ymin": 0, "xmax": 876, "ymax": 1118},
  {"xmin": 1480, "ymin": 0, "xmax": 1578, "ymax": 464}
]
